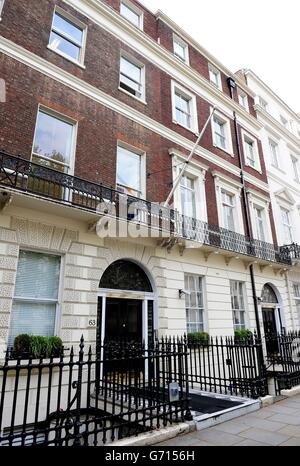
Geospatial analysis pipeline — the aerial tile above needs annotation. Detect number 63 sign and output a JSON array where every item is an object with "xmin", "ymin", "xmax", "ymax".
[{"xmin": 88, "ymin": 319, "xmax": 97, "ymax": 328}]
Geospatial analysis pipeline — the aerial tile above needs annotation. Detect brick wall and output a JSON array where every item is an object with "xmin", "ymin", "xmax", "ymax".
[{"xmin": 0, "ymin": 0, "xmax": 276, "ymax": 243}]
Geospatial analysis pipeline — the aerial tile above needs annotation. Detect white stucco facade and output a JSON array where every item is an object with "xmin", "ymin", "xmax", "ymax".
[{"xmin": 241, "ymin": 69, "xmax": 300, "ymax": 329}]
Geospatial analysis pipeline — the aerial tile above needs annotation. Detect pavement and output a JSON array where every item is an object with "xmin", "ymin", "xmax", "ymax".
[{"xmin": 156, "ymin": 395, "xmax": 300, "ymax": 446}]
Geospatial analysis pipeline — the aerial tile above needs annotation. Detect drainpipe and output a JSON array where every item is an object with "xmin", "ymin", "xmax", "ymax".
[{"xmin": 227, "ymin": 78, "xmax": 261, "ymax": 339}]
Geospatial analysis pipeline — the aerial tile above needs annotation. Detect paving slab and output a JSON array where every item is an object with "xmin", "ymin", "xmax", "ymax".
[
  {"xmin": 235, "ymin": 439, "xmax": 270, "ymax": 446},
  {"xmin": 280, "ymin": 437, "xmax": 300, "ymax": 446},
  {"xmin": 266, "ymin": 413, "xmax": 300, "ymax": 426},
  {"xmin": 277, "ymin": 425, "xmax": 300, "ymax": 438},
  {"xmin": 238, "ymin": 427, "xmax": 291, "ymax": 446},
  {"xmin": 156, "ymin": 393, "xmax": 300, "ymax": 447},
  {"xmin": 193, "ymin": 429, "xmax": 242, "ymax": 446}
]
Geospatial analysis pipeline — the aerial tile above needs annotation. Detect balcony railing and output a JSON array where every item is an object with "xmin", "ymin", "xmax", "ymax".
[
  {"xmin": 0, "ymin": 150, "xmax": 291, "ymax": 265},
  {"xmin": 280, "ymin": 243, "xmax": 300, "ymax": 261}
]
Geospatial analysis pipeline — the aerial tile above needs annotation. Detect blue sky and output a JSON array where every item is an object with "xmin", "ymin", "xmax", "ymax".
[{"xmin": 141, "ymin": 0, "xmax": 300, "ymax": 114}]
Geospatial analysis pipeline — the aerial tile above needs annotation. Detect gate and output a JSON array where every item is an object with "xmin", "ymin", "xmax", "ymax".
[{"xmin": 0, "ymin": 336, "xmax": 191, "ymax": 446}]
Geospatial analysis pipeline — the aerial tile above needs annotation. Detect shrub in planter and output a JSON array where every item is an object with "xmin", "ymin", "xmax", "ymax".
[
  {"xmin": 234, "ymin": 329, "xmax": 253, "ymax": 342},
  {"xmin": 30, "ymin": 336, "xmax": 51, "ymax": 358},
  {"xmin": 187, "ymin": 332, "xmax": 210, "ymax": 346},
  {"xmin": 13, "ymin": 335, "xmax": 63, "ymax": 358},
  {"xmin": 13, "ymin": 334, "xmax": 31, "ymax": 355},
  {"xmin": 48, "ymin": 336, "xmax": 63, "ymax": 357}
]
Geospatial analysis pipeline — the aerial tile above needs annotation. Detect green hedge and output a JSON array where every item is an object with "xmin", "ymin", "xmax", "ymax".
[
  {"xmin": 187, "ymin": 332, "xmax": 210, "ymax": 346},
  {"xmin": 234, "ymin": 329, "xmax": 253, "ymax": 342},
  {"xmin": 13, "ymin": 334, "xmax": 63, "ymax": 358}
]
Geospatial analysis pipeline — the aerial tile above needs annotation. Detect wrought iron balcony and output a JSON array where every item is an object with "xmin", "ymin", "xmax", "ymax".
[
  {"xmin": 0, "ymin": 151, "xmax": 291, "ymax": 265},
  {"xmin": 279, "ymin": 243, "xmax": 300, "ymax": 261}
]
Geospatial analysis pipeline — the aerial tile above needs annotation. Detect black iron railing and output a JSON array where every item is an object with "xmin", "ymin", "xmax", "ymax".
[
  {"xmin": 265, "ymin": 331, "xmax": 300, "ymax": 395},
  {"xmin": 0, "ymin": 337, "xmax": 191, "ymax": 446},
  {"xmin": 280, "ymin": 243, "xmax": 300, "ymax": 261},
  {"xmin": 182, "ymin": 335, "xmax": 268, "ymax": 399},
  {"xmin": 0, "ymin": 150, "xmax": 291, "ymax": 264}
]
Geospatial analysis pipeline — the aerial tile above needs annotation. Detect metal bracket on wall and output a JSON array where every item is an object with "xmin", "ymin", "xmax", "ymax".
[{"xmin": 0, "ymin": 191, "xmax": 12, "ymax": 212}]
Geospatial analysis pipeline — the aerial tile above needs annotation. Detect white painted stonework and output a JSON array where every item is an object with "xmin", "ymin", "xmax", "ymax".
[
  {"xmin": 243, "ymin": 70, "xmax": 300, "ymax": 329},
  {"xmin": 0, "ymin": 200, "xmax": 296, "ymax": 352}
]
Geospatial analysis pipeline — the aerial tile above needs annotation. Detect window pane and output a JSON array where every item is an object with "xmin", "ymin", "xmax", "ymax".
[
  {"xmin": 120, "ymin": 3, "xmax": 140, "ymax": 27},
  {"xmin": 33, "ymin": 111, "xmax": 74, "ymax": 167},
  {"xmin": 14, "ymin": 251, "xmax": 60, "ymax": 300},
  {"xmin": 49, "ymin": 31, "xmax": 81, "ymax": 61},
  {"xmin": 53, "ymin": 13, "xmax": 83, "ymax": 43},
  {"xmin": 174, "ymin": 41, "xmax": 185, "ymax": 60},
  {"xmin": 175, "ymin": 93, "xmax": 189, "ymax": 113},
  {"xmin": 121, "ymin": 57, "xmax": 141, "ymax": 84},
  {"xmin": 117, "ymin": 146, "xmax": 141, "ymax": 193},
  {"xmin": 8, "ymin": 302, "xmax": 56, "ymax": 347},
  {"xmin": 231, "ymin": 281, "xmax": 246, "ymax": 330}
]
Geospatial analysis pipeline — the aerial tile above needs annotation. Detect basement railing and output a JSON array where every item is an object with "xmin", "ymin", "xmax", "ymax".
[{"xmin": 0, "ymin": 150, "xmax": 291, "ymax": 265}]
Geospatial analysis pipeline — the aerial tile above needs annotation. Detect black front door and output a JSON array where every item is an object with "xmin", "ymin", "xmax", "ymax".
[
  {"xmin": 105, "ymin": 298, "xmax": 143, "ymax": 342},
  {"xmin": 103, "ymin": 298, "xmax": 144, "ymax": 374},
  {"xmin": 262, "ymin": 308, "xmax": 279, "ymax": 354}
]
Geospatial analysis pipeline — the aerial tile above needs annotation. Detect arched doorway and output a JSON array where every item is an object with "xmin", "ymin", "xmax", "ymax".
[
  {"xmin": 261, "ymin": 284, "xmax": 283, "ymax": 354},
  {"xmin": 97, "ymin": 260, "xmax": 156, "ymax": 347}
]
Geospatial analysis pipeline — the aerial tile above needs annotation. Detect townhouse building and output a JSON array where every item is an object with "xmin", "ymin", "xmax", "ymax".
[
  {"xmin": 0, "ymin": 0, "xmax": 296, "ymax": 357},
  {"xmin": 238, "ymin": 69, "xmax": 300, "ymax": 332}
]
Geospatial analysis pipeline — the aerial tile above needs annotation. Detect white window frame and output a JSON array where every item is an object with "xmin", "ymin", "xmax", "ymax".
[
  {"xmin": 120, "ymin": 0, "xmax": 143, "ymax": 30},
  {"xmin": 280, "ymin": 206, "xmax": 293, "ymax": 245},
  {"xmin": 248, "ymin": 192, "xmax": 272, "ymax": 244},
  {"xmin": 208, "ymin": 63, "xmax": 222, "ymax": 90},
  {"xmin": 293, "ymin": 284, "xmax": 300, "ymax": 327},
  {"xmin": 31, "ymin": 105, "xmax": 77, "ymax": 176},
  {"xmin": 269, "ymin": 139, "xmax": 280, "ymax": 169},
  {"xmin": 241, "ymin": 130, "xmax": 261, "ymax": 172},
  {"xmin": 8, "ymin": 249, "xmax": 64, "ymax": 347},
  {"xmin": 280, "ymin": 115, "xmax": 288, "ymax": 128},
  {"xmin": 116, "ymin": 141, "xmax": 146, "ymax": 199},
  {"xmin": 238, "ymin": 90, "xmax": 249, "ymax": 111},
  {"xmin": 173, "ymin": 34, "xmax": 189, "ymax": 65},
  {"xmin": 214, "ymin": 174, "xmax": 244, "ymax": 234},
  {"xmin": 171, "ymin": 81, "xmax": 198, "ymax": 134},
  {"xmin": 230, "ymin": 280, "xmax": 247, "ymax": 331},
  {"xmin": 211, "ymin": 110, "xmax": 233, "ymax": 156},
  {"xmin": 258, "ymin": 96, "xmax": 268, "ymax": 111},
  {"xmin": 119, "ymin": 51, "xmax": 146, "ymax": 103},
  {"xmin": 253, "ymin": 206, "xmax": 266, "ymax": 242},
  {"xmin": 291, "ymin": 155, "xmax": 300, "ymax": 183},
  {"xmin": 48, "ymin": 6, "xmax": 87, "ymax": 68},
  {"xmin": 0, "ymin": 0, "xmax": 5, "ymax": 19},
  {"xmin": 184, "ymin": 274, "xmax": 206, "ymax": 334},
  {"xmin": 171, "ymin": 150, "xmax": 208, "ymax": 223}
]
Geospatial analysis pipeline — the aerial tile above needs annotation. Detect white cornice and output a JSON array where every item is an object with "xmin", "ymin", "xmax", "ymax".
[
  {"xmin": 246, "ymin": 188, "xmax": 270, "ymax": 203},
  {"xmin": 267, "ymin": 171, "xmax": 300, "ymax": 197},
  {"xmin": 212, "ymin": 170, "xmax": 243, "ymax": 190},
  {"xmin": 255, "ymin": 104, "xmax": 300, "ymax": 149},
  {"xmin": 168, "ymin": 148, "xmax": 209, "ymax": 172},
  {"xmin": 155, "ymin": 10, "xmax": 256, "ymax": 99},
  {"xmin": 62, "ymin": 0, "xmax": 262, "ymax": 132},
  {"xmin": 0, "ymin": 36, "xmax": 268, "ymax": 193},
  {"xmin": 245, "ymin": 69, "xmax": 300, "ymax": 123}
]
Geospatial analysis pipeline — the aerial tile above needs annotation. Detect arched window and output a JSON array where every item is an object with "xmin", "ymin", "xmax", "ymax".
[
  {"xmin": 99, "ymin": 260, "xmax": 152, "ymax": 292},
  {"xmin": 261, "ymin": 284, "xmax": 278, "ymax": 304}
]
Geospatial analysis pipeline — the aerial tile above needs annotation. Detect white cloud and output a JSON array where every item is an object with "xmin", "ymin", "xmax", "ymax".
[{"xmin": 141, "ymin": 0, "xmax": 300, "ymax": 113}]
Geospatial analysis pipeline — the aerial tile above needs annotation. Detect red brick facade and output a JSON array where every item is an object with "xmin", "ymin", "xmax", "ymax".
[{"xmin": 0, "ymin": 0, "xmax": 277, "ymax": 243}]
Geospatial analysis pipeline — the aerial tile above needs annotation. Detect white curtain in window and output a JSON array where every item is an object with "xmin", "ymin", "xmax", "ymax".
[{"xmin": 8, "ymin": 251, "xmax": 60, "ymax": 347}]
